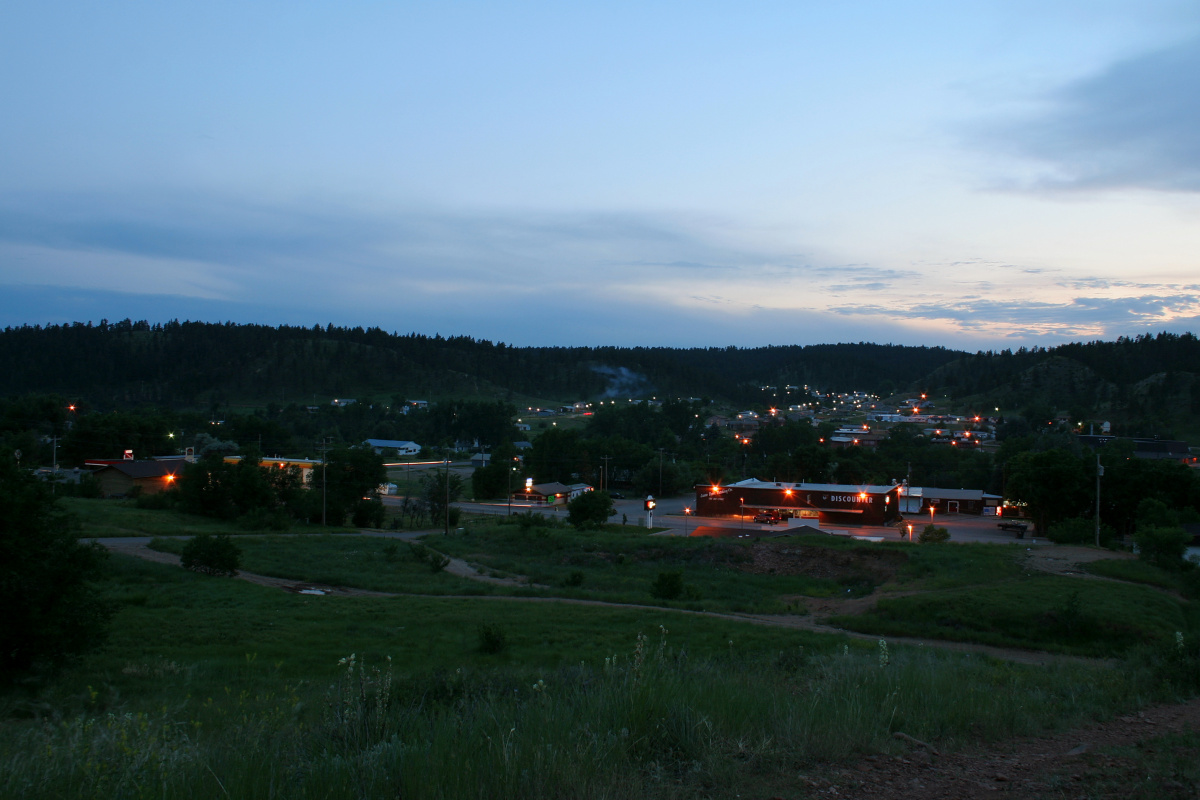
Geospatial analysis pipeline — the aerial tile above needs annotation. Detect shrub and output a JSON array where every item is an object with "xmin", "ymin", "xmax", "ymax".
[
  {"xmin": 135, "ymin": 490, "xmax": 174, "ymax": 510},
  {"xmin": 650, "ymin": 569, "xmax": 684, "ymax": 600},
  {"xmin": 1, "ymin": 459, "xmax": 112, "ymax": 680},
  {"xmin": 180, "ymin": 533, "xmax": 241, "ymax": 576},
  {"xmin": 1135, "ymin": 525, "xmax": 1190, "ymax": 570},
  {"xmin": 567, "ymin": 490, "xmax": 615, "ymax": 530},
  {"xmin": 237, "ymin": 508, "xmax": 291, "ymax": 531},
  {"xmin": 917, "ymin": 524, "xmax": 950, "ymax": 543},
  {"xmin": 1048, "ymin": 517, "xmax": 1115, "ymax": 545},
  {"xmin": 351, "ymin": 498, "xmax": 385, "ymax": 528},
  {"xmin": 476, "ymin": 622, "xmax": 508, "ymax": 654},
  {"xmin": 563, "ymin": 570, "xmax": 584, "ymax": 587}
]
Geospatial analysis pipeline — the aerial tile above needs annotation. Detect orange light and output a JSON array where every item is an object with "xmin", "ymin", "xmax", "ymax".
[
  {"xmin": 165, "ymin": 474, "xmax": 175, "ymax": 483},
  {"xmin": 784, "ymin": 488, "xmax": 793, "ymax": 496}
]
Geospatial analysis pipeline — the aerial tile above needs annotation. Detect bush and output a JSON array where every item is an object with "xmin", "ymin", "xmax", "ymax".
[
  {"xmin": 135, "ymin": 490, "xmax": 174, "ymax": 510},
  {"xmin": 917, "ymin": 524, "xmax": 950, "ymax": 543},
  {"xmin": 567, "ymin": 490, "xmax": 615, "ymax": 530},
  {"xmin": 477, "ymin": 623, "xmax": 508, "ymax": 654},
  {"xmin": 1134, "ymin": 525, "xmax": 1191, "ymax": 570},
  {"xmin": 237, "ymin": 508, "xmax": 291, "ymax": 531},
  {"xmin": 180, "ymin": 533, "xmax": 241, "ymax": 576},
  {"xmin": 1, "ymin": 459, "xmax": 112, "ymax": 681},
  {"xmin": 1048, "ymin": 517, "xmax": 1115, "ymax": 545},
  {"xmin": 351, "ymin": 497, "xmax": 386, "ymax": 528},
  {"xmin": 650, "ymin": 569, "xmax": 684, "ymax": 600}
]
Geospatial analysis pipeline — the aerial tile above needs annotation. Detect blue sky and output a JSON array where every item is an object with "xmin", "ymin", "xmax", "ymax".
[{"xmin": 2, "ymin": 1, "xmax": 1199, "ymax": 348}]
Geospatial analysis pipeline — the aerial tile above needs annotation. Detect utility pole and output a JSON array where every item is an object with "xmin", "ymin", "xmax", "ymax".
[
  {"xmin": 658, "ymin": 447, "xmax": 665, "ymax": 496},
  {"xmin": 1095, "ymin": 454, "xmax": 1103, "ymax": 547},
  {"xmin": 600, "ymin": 455, "xmax": 611, "ymax": 492},
  {"xmin": 444, "ymin": 456, "xmax": 451, "ymax": 536},
  {"xmin": 320, "ymin": 437, "xmax": 329, "ymax": 526}
]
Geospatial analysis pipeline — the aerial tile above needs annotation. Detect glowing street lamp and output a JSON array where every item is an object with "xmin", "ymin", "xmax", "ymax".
[{"xmin": 683, "ymin": 506, "xmax": 692, "ymax": 537}]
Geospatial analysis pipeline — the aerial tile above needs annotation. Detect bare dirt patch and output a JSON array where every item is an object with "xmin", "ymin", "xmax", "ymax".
[
  {"xmin": 740, "ymin": 542, "xmax": 907, "ymax": 582},
  {"xmin": 1022, "ymin": 544, "xmax": 1136, "ymax": 577},
  {"xmin": 808, "ymin": 695, "xmax": 1200, "ymax": 799}
]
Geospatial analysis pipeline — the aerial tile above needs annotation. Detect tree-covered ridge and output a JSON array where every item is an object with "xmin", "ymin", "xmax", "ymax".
[
  {"xmin": 923, "ymin": 332, "xmax": 1200, "ymax": 438},
  {"xmin": 0, "ymin": 320, "xmax": 963, "ymax": 406}
]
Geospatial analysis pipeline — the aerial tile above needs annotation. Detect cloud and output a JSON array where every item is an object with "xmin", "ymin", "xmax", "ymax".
[
  {"xmin": 993, "ymin": 35, "xmax": 1200, "ymax": 192},
  {"xmin": 829, "ymin": 291, "xmax": 1200, "ymax": 340}
]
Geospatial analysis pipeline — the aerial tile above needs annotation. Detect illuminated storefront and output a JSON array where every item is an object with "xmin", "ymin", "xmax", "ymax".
[{"xmin": 695, "ymin": 479, "xmax": 902, "ymax": 526}]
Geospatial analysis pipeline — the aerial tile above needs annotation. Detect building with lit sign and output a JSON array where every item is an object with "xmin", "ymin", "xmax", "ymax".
[{"xmin": 694, "ymin": 479, "xmax": 903, "ymax": 526}]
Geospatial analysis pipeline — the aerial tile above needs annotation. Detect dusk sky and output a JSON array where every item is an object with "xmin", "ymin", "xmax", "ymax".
[{"xmin": 3, "ymin": 2, "xmax": 1199, "ymax": 349}]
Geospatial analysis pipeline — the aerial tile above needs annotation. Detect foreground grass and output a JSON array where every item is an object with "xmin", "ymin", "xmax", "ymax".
[{"xmin": 6, "ymin": 553, "xmax": 1199, "ymax": 799}]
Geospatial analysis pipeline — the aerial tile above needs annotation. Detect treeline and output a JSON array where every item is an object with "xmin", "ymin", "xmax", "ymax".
[
  {"xmin": 0, "ymin": 320, "xmax": 963, "ymax": 407},
  {"xmin": 0, "ymin": 393, "xmax": 521, "ymax": 469},
  {"xmin": 924, "ymin": 332, "xmax": 1200, "ymax": 436}
]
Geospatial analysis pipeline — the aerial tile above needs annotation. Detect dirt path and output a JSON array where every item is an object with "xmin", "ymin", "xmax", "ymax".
[
  {"xmin": 103, "ymin": 541, "xmax": 395, "ymax": 597},
  {"xmin": 103, "ymin": 540, "xmax": 1109, "ymax": 666},
  {"xmin": 811, "ymin": 695, "xmax": 1200, "ymax": 798}
]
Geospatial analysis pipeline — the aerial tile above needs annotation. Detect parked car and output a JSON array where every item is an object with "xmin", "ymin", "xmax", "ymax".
[
  {"xmin": 754, "ymin": 511, "xmax": 783, "ymax": 525},
  {"xmin": 608, "ymin": 491, "xmax": 625, "ymax": 499}
]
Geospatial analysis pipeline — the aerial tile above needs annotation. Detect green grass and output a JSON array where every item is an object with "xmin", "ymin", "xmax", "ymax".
[
  {"xmin": 5, "ymin": 552, "xmax": 1200, "ymax": 799},
  {"xmin": 64, "ymin": 497, "xmax": 358, "ymax": 538},
  {"xmin": 1083, "ymin": 558, "xmax": 1186, "ymax": 591},
  {"xmin": 0, "ymin": 553, "xmax": 1177, "ymax": 799},
  {"xmin": 831, "ymin": 574, "xmax": 1191, "ymax": 656},
  {"xmin": 431, "ymin": 524, "xmax": 844, "ymax": 612},
  {"xmin": 90, "ymin": 554, "xmax": 839, "ymax": 691},
  {"xmin": 151, "ymin": 534, "xmax": 500, "ymax": 595}
]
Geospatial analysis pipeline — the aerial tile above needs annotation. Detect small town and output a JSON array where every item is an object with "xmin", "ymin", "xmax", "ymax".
[{"xmin": 5, "ymin": 3, "xmax": 1200, "ymax": 797}]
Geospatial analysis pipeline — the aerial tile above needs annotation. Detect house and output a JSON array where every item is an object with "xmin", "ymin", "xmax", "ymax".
[
  {"xmin": 363, "ymin": 439, "xmax": 422, "ymax": 457},
  {"xmin": 224, "ymin": 456, "xmax": 320, "ymax": 485},
  {"xmin": 902, "ymin": 487, "xmax": 1002, "ymax": 515},
  {"xmin": 513, "ymin": 481, "xmax": 574, "ymax": 506},
  {"xmin": 92, "ymin": 461, "xmax": 182, "ymax": 498},
  {"xmin": 566, "ymin": 483, "xmax": 593, "ymax": 500},
  {"xmin": 470, "ymin": 452, "xmax": 491, "ymax": 468},
  {"xmin": 331, "ymin": 398, "xmax": 357, "ymax": 407}
]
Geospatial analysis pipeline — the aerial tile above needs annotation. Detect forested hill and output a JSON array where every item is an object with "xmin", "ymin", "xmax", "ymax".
[
  {"xmin": 0, "ymin": 320, "xmax": 961, "ymax": 407},
  {"xmin": 924, "ymin": 332, "xmax": 1200, "ymax": 437}
]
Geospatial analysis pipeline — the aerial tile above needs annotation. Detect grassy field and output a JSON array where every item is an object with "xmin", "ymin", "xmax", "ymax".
[
  {"xmin": 831, "ymin": 573, "xmax": 1195, "ymax": 656},
  {"xmin": 6, "ymin": 500, "xmax": 1200, "ymax": 798},
  {"xmin": 150, "ymin": 534, "xmax": 502, "ymax": 595},
  {"xmin": 1084, "ymin": 557, "xmax": 1198, "ymax": 594},
  {"xmin": 6, "ymin": 553, "xmax": 1197, "ymax": 800}
]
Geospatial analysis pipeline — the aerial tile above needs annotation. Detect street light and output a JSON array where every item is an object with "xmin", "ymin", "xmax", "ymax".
[
  {"xmin": 683, "ymin": 506, "xmax": 691, "ymax": 537},
  {"xmin": 507, "ymin": 457, "xmax": 519, "ymax": 516}
]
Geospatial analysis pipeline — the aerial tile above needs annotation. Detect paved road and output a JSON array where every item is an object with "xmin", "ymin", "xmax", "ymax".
[{"xmin": 445, "ymin": 497, "xmax": 1043, "ymax": 545}]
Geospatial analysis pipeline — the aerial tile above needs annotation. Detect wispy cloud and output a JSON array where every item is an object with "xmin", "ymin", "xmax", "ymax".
[{"xmin": 988, "ymin": 35, "xmax": 1200, "ymax": 193}]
